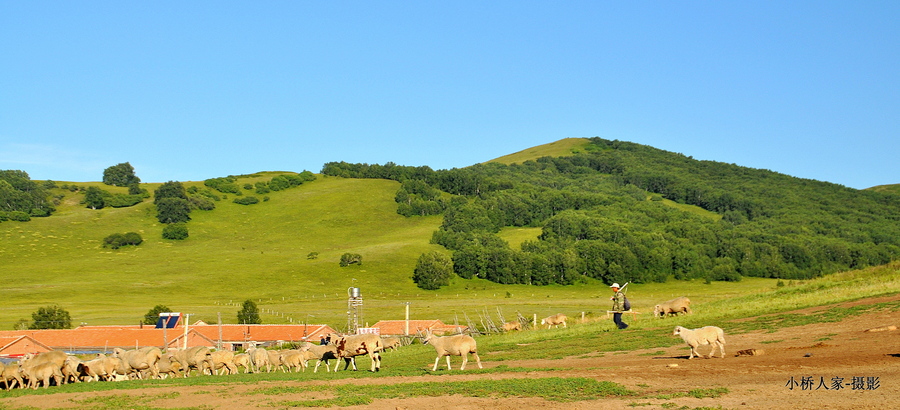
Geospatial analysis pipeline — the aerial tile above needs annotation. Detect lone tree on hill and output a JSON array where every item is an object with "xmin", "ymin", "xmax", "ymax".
[
  {"xmin": 102, "ymin": 162, "xmax": 141, "ymax": 187},
  {"xmin": 237, "ymin": 300, "xmax": 261, "ymax": 325},
  {"xmin": 143, "ymin": 304, "xmax": 173, "ymax": 325},
  {"xmin": 29, "ymin": 304, "xmax": 72, "ymax": 329}
]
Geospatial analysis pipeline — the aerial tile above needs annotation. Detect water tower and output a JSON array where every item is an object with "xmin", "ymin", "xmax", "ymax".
[{"xmin": 347, "ymin": 287, "xmax": 363, "ymax": 334}]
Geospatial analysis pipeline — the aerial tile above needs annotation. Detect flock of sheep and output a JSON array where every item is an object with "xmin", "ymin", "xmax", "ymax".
[
  {"xmin": 0, "ymin": 295, "xmax": 727, "ymax": 390},
  {"xmin": 0, "ymin": 331, "xmax": 483, "ymax": 390}
]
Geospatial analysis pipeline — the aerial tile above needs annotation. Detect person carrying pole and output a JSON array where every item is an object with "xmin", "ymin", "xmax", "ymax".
[{"xmin": 609, "ymin": 282, "xmax": 630, "ymax": 330}]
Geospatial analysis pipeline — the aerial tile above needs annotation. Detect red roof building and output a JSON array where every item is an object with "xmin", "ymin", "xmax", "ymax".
[{"xmin": 0, "ymin": 323, "xmax": 336, "ymax": 357}]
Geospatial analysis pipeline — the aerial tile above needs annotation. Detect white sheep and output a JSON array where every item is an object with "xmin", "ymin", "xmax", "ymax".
[
  {"xmin": 298, "ymin": 342, "xmax": 340, "ymax": 373},
  {"xmin": 422, "ymin": 329, "xmax": 482, "ymax": 371},
  {"xmin": 541, "ymin": 313, "xmax": 567, "ymax": 329},
  {"xmin": 654, "ymin": 297, "xmax": 692, "ymax": 318},
  {"xmin": 381, "ymin": 336, "xmax": 402, "ymax": 352},
  {"xmin": 673, "ymin": 326, "xmax": 726, "ymax": 359},
  {"xmin": 502, "ymin": 321, "xmax": 521, "ymax": 332}
]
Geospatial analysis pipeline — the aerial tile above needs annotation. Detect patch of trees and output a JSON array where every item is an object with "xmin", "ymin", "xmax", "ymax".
[
  {"xmin": 0, "ymin": 170, "xmax": 54, "ymax": 219},
  {"xmin": 155, "ymin": 181, "xmax": 192, "ymax": 224},
  {"xmin": 102, "ymin": 162, "xmax": 141, "ymax": 187},
  {"xmin": 324, "ymin": 137, "xmax": 900, "ymax": 287},
  {"xmin": 162, "ymin": 223, "xmax": 189, "ymax": 240},
  {"xmin": 103, "ymin": 232, "xmax": 143, "ymax": 249},
  {"xmin": 204, "ymin": 171, "xmax": 317, "ymax": 196},
  {"xmin": 26, "ymin": 304, "xmax": 72, "ymax": 329},
  {"xmin": 233, "ymin": 196, "xmax": 260, "ymax": 205},
  {"xmin": 83, "ymin": 186, "xmax": 145, "ymax": 209},
  {"xmin": 339, "ymin": 253, "xmax": 363, "ymax": 266}
]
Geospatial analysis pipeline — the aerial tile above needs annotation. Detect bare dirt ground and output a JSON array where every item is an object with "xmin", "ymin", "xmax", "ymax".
[{"xmin": 3, "ymin": 295, "xmax": 898, "ymax": 410}]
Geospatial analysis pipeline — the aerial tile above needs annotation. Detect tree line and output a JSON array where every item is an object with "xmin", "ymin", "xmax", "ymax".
[{"xmin": 323, "ymin": 137, "xmax": 900, "ymax": 288}]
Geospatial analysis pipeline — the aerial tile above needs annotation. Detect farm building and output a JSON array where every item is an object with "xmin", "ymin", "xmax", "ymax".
[{"xmin": 0, "ymin": 323, "xmax": 336, "ymax": 357}]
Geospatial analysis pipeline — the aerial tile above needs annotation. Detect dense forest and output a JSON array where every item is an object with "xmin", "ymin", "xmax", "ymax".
[{"xmin": 323, "ymin": 137, "xmax": 900, "ymax": 287}]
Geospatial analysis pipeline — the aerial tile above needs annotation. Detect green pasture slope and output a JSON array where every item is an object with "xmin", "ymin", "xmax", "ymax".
[{"xmin": 0, "ymin": 169, "xmax": 799, "ymax": 330}]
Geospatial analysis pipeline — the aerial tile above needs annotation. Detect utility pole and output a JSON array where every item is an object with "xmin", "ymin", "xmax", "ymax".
[
  {"xmin": 404, "ymin": 302, "xmax": 410, "ymax": 336},
  {"xmin": 183, "ymin": 313, "xmax": 191, "ymax": 349}
]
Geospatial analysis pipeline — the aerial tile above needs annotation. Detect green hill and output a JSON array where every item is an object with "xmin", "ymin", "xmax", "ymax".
[{"xmin": 2, "ymin": 138, "xmax": 899, "ymax": 332}]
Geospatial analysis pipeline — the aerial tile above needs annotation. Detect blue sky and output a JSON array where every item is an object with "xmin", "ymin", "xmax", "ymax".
[{"xmin": 2, "ymin": 2, "xmax": 897, "ymax": 189}]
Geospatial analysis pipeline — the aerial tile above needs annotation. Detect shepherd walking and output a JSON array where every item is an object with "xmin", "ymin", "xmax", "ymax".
[{"xmin": 610, "ymin": 283, "xmax": 629, "ymax": 329}]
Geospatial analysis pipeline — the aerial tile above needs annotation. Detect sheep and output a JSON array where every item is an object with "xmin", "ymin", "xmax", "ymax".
[
  {"xmin": 298, "ymin": 342, "xmax": 340, "ymax": 373},
  {"xmin": 422, "ymin": 329, "xmax": 482, "ymax": 371},
  {"xmin": 653, "ymin": 297, "xmax": 692, "ymax": 318},
  {"xmin": 331, "ymin": 333, "xmax": 382, "ymax": 372},
  {"xmin": 62, "ymin": 356, "xmax": 86, "ymax": 383},
  {"xmin": 209, "ymin": 350, "xmax": 238, "ymax": 375},
  {"xmin": 279, "ymin": 350, "xmax": 308, "ymax": 373},
  {"xmin": 232, "ymin": 353, "xmax": 252, "ymax": 374},
  {"xmin": 19, "ymin": 350, "xmax": 68, "ymax": 387},
  {"xmin": 248, "ymin": 347, "xmax": 270, "ymax": 373},
  {"xmin": 0, "ymin": 362, "xmax": 24, "ymax": 390},
  {"xmin": 81, "ymin": 353, "xmax": 121, "ymax": 381},
  {"xmin": 266, "ymin": 349, "xmax": 286, "ymax": 373},
  {"xmin": 21, "ymin": 361, "xmax": 63, "ymax": 389},
  {"xmin": 381, "ymin": 336, "xmax": 402, "ymax": 352},
  {"xmin": 156, "ymin": 353, "xmax": 182, "ymax": 379},
  {"xmin": 540, "ymin": 313, "xmax": 567, "ymax": 329},
  {"xmin": 170, "ymin": 346, "xmax": 214, "ymax": 377},
  {"xmin": 502, "ymin": 321, "xmax": 521, "ymax": 332},
  {"xmin": 113, "ymin": 347, "xmax": 162, "ymax": 379},
  {"xmin": 673, "ymin": 326, "xmax": 726, "ymax": 359}
]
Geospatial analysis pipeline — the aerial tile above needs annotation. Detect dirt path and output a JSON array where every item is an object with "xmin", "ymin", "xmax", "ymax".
[{"xmin": 3, "ymin": 296, "xmax": 898, "ymax": 409}]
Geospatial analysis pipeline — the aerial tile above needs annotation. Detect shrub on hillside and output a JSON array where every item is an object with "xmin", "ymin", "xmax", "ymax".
[
  {"xmin": 156, "ymin": 197, "xmax": 191, "ymax": 223},
  {"xmin": 162, "ymin": 223, "xmax": 189, "ymax": 240},
  {"xmin": 204, "ymin": 177, "xmax": 241, "ymax": 194},
  {"xmin": 188, "ymin": 196, "xmax": 216, "ymax": 211},
  {"xmin": 103, "ymin": 232, "xmax": 143, "ymax": 249},
  {"xmin": 233, "ymin": 196, "xmax": 260, "ymax": 205},
  {"xmin": 339, "ymin": 253, "xmax": 363, "ymax": 267},
  {"xmin": 1, "ymin": 211, "xmax": 31, "ymax": 222}
]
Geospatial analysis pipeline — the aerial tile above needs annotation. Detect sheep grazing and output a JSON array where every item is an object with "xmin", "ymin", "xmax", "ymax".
[
  {"xmin": 541, "ymin": 313, "xmax": 568, "ymax": 329},
  {"xmin": 113, "ymin": 347, "xmax": 162, "ymax": 379},
  {"xmin": 248, "ymin": 347, "xmax": 271, "ymax": 373},
  {"xmin": 298, "ymin": 342, "xmax": 340, "ymax": 373},
  {"xmin": 381, "ymin": 336, "xmax": 402, "ymax": 352},
  {"xmin": 232, "ymin": 353, "xmax": 252, "ymax": 374},
  {"xmin": 422, "ymin": 329, "xmax": 482, "ymax": 371},
  {"xmin": 654, "ymin": 297, "xmax": 692, "ymax": 318},
  {"xmin": 673, "ymin": 326, "xmax": 726, "ymax": 359},
  {"xmin": 209, "ymin": 350, "xmax": 238, "ymax": 375},
  {"xmin": 502, "ymin": 321, "xmax": 521, "ymax": 332}
]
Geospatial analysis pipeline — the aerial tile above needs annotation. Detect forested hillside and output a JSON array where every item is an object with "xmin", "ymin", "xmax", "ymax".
[{"xmin": 323, "ymin": 137, "xmax": 900, "ymax": 287}]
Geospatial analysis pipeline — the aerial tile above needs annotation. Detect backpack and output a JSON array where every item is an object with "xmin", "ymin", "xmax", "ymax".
[{"xmin": 622, "ymin": 295, "xmax": 631, "ymax": 311}]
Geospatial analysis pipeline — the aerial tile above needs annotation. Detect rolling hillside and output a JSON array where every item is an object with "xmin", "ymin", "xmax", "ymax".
[{"xmin": 2, "ymin": 138, "xmax": 899, "ymax": 332}]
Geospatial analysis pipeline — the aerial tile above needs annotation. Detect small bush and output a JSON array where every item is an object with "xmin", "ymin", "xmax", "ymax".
[
  {"xmin": 3, "ymin": 211, "xmax": 31, "ymax": 222},
  {"xmin": 340, "ymin": 253, "xmax": 363, "ymax": 267},
  {"xmin": 233, "ymin": 196, "xmax": 260, "ymax": 205},
  {"xmin": 162, "ymin": 223, "xmax": 189, "ymax": 240},
  {"xmin": 103, "ymin": 232, "xmax": 143, "ymax": 249}
]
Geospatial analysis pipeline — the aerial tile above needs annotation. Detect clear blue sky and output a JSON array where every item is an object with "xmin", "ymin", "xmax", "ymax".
[{"xmin": 2, "ymin": 2, "xmax": 897, "ymax": 189}]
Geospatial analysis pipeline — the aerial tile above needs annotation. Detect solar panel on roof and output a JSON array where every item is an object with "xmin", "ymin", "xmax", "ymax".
[{"xmin": 155, "ymin": 312, "xmax": 181, "ymax": 329}]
